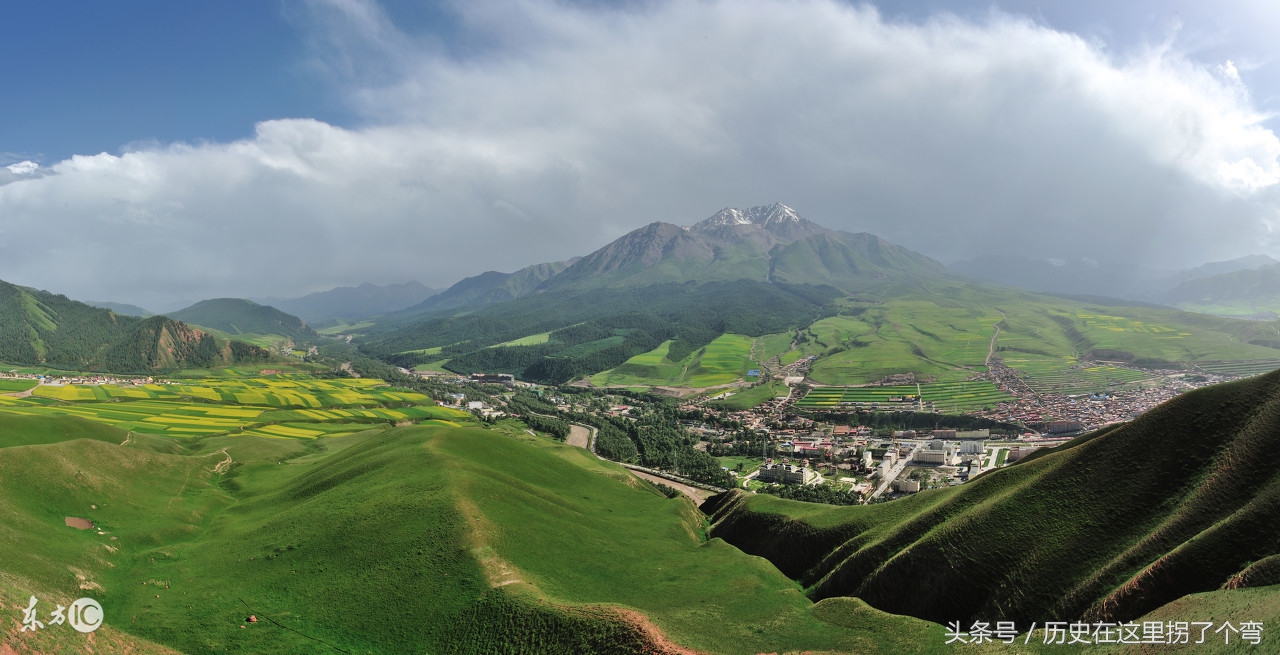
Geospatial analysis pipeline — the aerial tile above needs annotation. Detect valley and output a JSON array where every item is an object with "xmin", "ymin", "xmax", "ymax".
[{"xmin": 3, "ymin": 204, "xmax": 1279, "ymax": 653}]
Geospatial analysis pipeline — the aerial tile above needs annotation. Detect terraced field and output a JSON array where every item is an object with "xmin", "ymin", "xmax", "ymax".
[
  {"xmin": 1196, "ymin": 359, "xmax": 1280, "ymax": 377},
  {"xmin": 1018, "ymin": 365, "xmax": 1157, "ymax": 393},
  {"xmin": 592, "ymin": 334, "xmax": 757, "ymax": 388},
  {"xmin": 0, "ymin": 378, "xmax": 465, "ymax": 438},
  {"xmin": 794, "ymin": 381, "xmax": 1011, "ymax": 413}
]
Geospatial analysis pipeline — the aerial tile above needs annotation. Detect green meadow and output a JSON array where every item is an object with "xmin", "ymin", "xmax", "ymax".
[
  {"xmin": 0, "ymin": 414, "xmax": 957, "ymax": 654},
  {"xmin": 591, "ymin": 334, "xmax": 758, "ymax": 388},
  {"xmin": 709, "ymin": 380, "xmax": 790, "ymax": 410},
  {"xmin": 790, "ymin": 286, "xmax": 1280, "ymax": 388}
]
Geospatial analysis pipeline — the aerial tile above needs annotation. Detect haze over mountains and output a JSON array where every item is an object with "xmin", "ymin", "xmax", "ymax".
[
  {"xmin": 253, "ymin": 281, "xmax": 440, "ymax": 325},
  {"xmin": 166, "ymin": 299, "xmax": 317, "ymax": 342},
  {"xmin": 950, "ymin": 253, "xmax": 1280, "ymax": 317}
]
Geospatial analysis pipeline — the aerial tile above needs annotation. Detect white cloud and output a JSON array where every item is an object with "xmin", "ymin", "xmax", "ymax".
[
  {"xmin": 1, "ymin": 0, "xmax": 1278, "ymax": 306},
  {"xmin": 6, "ymin": 161, "xmax": 39, "ymax": 175}
]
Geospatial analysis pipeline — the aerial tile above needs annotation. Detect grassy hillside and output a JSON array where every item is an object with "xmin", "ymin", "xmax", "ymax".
[
  {"xmin": 362, "ymin": 280, "xmax": 840, "ymax": 384},
  {"xmin": 581, "ymin": 282, "xmax": 1280, "ymax": 391},
  {"xmin": 707, "ymin": 368, "xmax": 1280, "ymax": 628},
  {"xmin": 0, "ymin": 280, "xmax": 271, "ymax": 373},
  {"xmin": 167, "ymin": 298, "xmax": 316, "ymax": 342},
  {"xmin": 0, "ymin": 416, "xmax": 960, "ymax": 654},
  {"xmin": 797, "ymin": 284, "xmax": 1280, "ymax": 385},
  {"xmin": 591, "ymin": 334, "xmax": 760, "ymax": 388}
]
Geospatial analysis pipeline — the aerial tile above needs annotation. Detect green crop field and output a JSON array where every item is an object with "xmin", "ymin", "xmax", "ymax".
[
  {"xmin": 494, "ymin": 331, "xmax": 553, "ymax": 347},
  {"xmin": 0, "ymin": 414, "xmax": 953, "ymax": 654},
  {"xmin": 710, "ymin": 380, "xmax": 790, "ymax": 410},
  {"xmin": 790, "ymin": 286, "xmax": 1280, "ymax": 387},
  {"xmin": 0, "ymin": 377, "xmax": 465, "ymax": 438},
  {"xmin": 1196, "ymin": 359, "xmax": 1280, "ymax": 377},
  {"xmin": 0, "ymin": 378, "xmax": 38, "ymax": 392},
  {"xmin": 794, "ymin": 381, "xmax": 1011, "ymax": 413},
  {"xmin": 1018, "ymin": 365, "xmax": 1157, "ymax": 394},
  {"xmin": 592, "ymin": 334, "xmax": 759, "ymax": 388}
]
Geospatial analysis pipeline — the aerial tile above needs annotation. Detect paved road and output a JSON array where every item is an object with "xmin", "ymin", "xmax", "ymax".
[{"xmin": 869, "ymin": 443, "xmax": 921, "ymax": 500}]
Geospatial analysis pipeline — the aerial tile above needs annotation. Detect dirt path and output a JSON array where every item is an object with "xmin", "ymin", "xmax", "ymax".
[
  {"xmin": 212, "ymin": 448, "xmax": 233, "ymax": 474},
  {"xmin": 566, "ymin": 424, "xmax": 591, "ymax": 449},
  {"xmin": 986, "ymin": 310, "xmax": 1007, "ymax": 367},
  {"xmin": 628, "ymin": 470, "xmax": 712, "ymax": 505}
]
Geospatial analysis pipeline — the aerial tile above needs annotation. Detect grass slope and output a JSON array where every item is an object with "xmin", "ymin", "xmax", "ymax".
[
  {"xmin": 707, "ymin": 368, "xmax": 1280, "ymax": 628},
  {"xmin": 592, "ymin": 334, "xmax": 757, "ymax": 388},
  {"xmin": 0, "ymin": 417, "xmax": 954, "ymax": 654}
]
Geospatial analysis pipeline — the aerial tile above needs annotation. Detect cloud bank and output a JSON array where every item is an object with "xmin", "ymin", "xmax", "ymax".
[{"xmin": 2, "ymin": 0, "xmax": 1278, "ymax": 307}]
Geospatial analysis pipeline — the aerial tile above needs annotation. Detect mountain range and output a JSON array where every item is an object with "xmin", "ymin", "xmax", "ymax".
[
  {"xmin": 253, "ymin": 281, "xmax": 440, "ymax": 325},
  {"xmin": 166, "ymin": 298, "xmax": 317, "ymax": 343},
  {"xmin": 950, "ymin": 253, "xmax": 1280, "ymax": 316},
  {"xmin": 0, "ymin": 281, "xmax": 269, "ymax": 372}
]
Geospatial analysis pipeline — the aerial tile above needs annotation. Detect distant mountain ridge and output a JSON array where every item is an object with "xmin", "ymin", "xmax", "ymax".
[
  {"xmin": 359, "ymin": 204, "xmax": 952, "ymax": 382},
  {"xmin": 393, "ymin": 260, "xmax": 577, "ymax": 317},
  {"xmin": 255, "ymin": 281, "xmax": 439, "ymax": 324},
  {"xmin": 167, "ymin": 298, "xmax": 315, "ymax": 341},
  {"xmin": 1164, "ymin": 262, "xmax": 1280, "ymax": 317},
  {"xmin": 0, "ymin": 281, "xmax": 268, "ymax": 372},
  {"xmin": 536, "ymin": 203, "xmax": 945, "ymax": 293},
  {"xmin": 83, "ymin": 300, "xmax": 152, "ymax": 317},
  {"xmin": 949, "ymin": 254, "xmax": 1279, "ymax": 309}
]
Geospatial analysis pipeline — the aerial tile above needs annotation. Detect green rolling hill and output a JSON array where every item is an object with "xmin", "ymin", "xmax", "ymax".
[
  {"xmin": 0, "ymin": 415, "xmax": 951, "ymax": 654},
  {"xmin": 0, "ymin": 280, "xmax": 270, "ymax": 373},
  {"xmin": 705, "ymin": 368, "xmax": 1280, "ymax": 628},
  {"xmin": 167, "ymin": 298, "xmax": 316, "ymax": 345}
]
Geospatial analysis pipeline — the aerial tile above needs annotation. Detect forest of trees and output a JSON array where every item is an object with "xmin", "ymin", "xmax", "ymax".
[{"xmin": 0, "ymin": 281, "xmax": 270, "ymax": 372}]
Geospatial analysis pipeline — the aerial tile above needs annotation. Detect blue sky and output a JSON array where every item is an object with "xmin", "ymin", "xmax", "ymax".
[{"xmin": 2, "ymin": 0, "xmax": 1279, "ymax": 307}]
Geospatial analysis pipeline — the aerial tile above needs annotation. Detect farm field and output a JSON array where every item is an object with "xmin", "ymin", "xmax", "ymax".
[
  {"xmin": 1195, "ymin": 359, "xmax": 1280, "ymax": 377},
  {"xmin": 591, "ymin": 334, "xmax": 758, "ymax": 388},
  {"xmin": 1017, "ymin": 365, "xmax": 1157, "ymax": 394},
  {"xmin": 709, "ymin": 380, "xmax": 790, "ymax": 410},
  {"xmin": 30, "ymin": 376, "xmax": 430, "ymax": 407},
  {"xmin": 794, "ymin": 380, "xmax": 1011, "ymax": 413},
  {"xmin": 0, "ymin": 378, "xmax": 38, "ymax": 392},
  {"xmin": 0, "ymin": 377, "xmax": 466, "ymax": 438},
  {"xmin": 798, "ymin": 285, "xmax": 1280, "ymax": 386}
]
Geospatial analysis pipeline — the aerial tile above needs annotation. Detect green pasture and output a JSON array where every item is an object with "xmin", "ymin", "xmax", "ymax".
[
  {"xmin": 592, "ymin": 334, "xmax": 758, "ymax": 388},
  {"xmin": 0, "ymin": 415, "xmax": 954, "ymax": 654},
  {"xmin": 494, "ymin": 331, "xmax": 553, "ymax": 347},
  {"xmin": 315, "ymin": 319, "xmax": 376, "ymax": 335},
  {"xmin": 0, "ymin": 378, "xmax": 38, "ymax": 392},
  {"xmin": 709, "ymin": 380, "xmax": 790, "ymax": 410}
]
